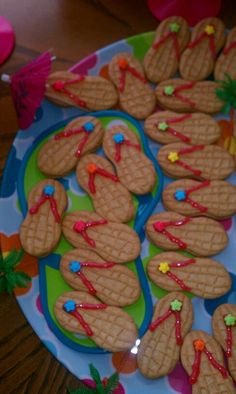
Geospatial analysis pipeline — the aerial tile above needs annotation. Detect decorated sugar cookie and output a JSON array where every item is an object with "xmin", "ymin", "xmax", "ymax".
[{"xmin": 215, "ymin": 26, "xmax": 236, "ymax": 80}]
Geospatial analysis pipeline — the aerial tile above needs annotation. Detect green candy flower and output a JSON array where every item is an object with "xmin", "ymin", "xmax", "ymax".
[
  {"xmin": 170, "ymin": 22, "xmax": 180, "ymax": 33},
  {"xmin": 164, "ymin": 85, "xmax": 174, "ymax": 96},
  {"xmin": 158, "ymin": 121, "xmax": 169, "ymax": 131},
  {"xmin": 170, "ymin": 299, "xmax": 182, "ymax": 311},
  {"xmin": 224, "ymin": 314, "xmax": 236, "ymax": 326}
]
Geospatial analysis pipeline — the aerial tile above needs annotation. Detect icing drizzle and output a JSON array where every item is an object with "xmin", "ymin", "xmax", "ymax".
[
  {"xmin": 187, "ymin": 24, "xmax": 216, "ymax": 57},
  {"xmin": 223, "ymin": 40, "xmax": 236, "ymax": 54},
  {"xmin": 152, "ymin": 22, "xmax": 181, "ymax": 61},
  {"xmin": 149, "ymin": 299, "xmax": 183, "ymax": 345},
  {"xmin": 153, "ymin": 217, "xmax": 190, "ymax": 249},
  {"xmin": 157, "ymin": 114, "xmax": 192, "ymax": 143},
  {"xmin": 52, "ymin": 76, "xmax": 87, "ymax": 108},
  {"xmin": 118, "ymin": 58, "xmax": 146, "ymax": 92},
  {"xmin": 69, "ymin": 260, "xmax": 115, "ymax": 296},
  {"xmin": 189, "ymin": 339, "xmax": 228, "ymax": 384},
  {"xmin": 163, "ymin": 82, "xmax": 196, "ymax": 107},
  {"xmin": 113, "ymin": 133, "xmax": 141, "ymax": 162},
  {"xmin": 158, "ymin": 258, "xmax": 196, "ymax": 291},
  {"xmin": 54, "ymin": 121, "xmax": 95, "ymax": 158},
  {"xmin": 63, "ymin": 299, "xmax": 107, "ymax": 336},
  {"xmin": 174, "ymin": 180, "xmax": 210, "ymax": 212},
  {"xmin": 29, "ymin": 185, "xmax": 61, "ymax": 223},
  {"xmin": 73, "ymin": 219, "xmax": 107, "ymax": 247},
  {"xmin": 86, "ymin": 163, "xmax": 119, "ymax": 194},
  {"xmin": 168, "ymin": 145, "xmax": 205, "ymax": 176}
]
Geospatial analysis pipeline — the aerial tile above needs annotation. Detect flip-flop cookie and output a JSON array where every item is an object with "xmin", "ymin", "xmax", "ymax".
[
  {"xmin": 46, "ymin": 71, "xmax": 118, "ymax": 110},
  {"xmin": 162, "ymin": 179, "xmax": 236, "ymax": 218},
  {"xmin": 76, "ymin": 154, "xmax": 135, "ymax": 223},
  {"xmin": 54, "ymin": 291, "xmax": 138, "ymax": 352},
  {"xmin": 156, "ymin": 79, "xmax": 223, "ymax": 114},
  {"xmin": 62, "ymin": 211, "xmax": 141, "ymax": 263},
  {"xmin": 102, "ymin": 125, "xmax": 156, "ymax": 194},
  {"xmin": 143, "ymin": 16, "xmax": 190, "ymax": 83},
  {"xmin": 146, "ymin": 212, "xmax": 228, "ymax": 257},
  {"xmin": 38, "ymin": 116, "xmax": 104, "ymax": 177},
  {"xmin": 108, "ymin": 52, "xmax": 156, "ymax": 119},
  {"xmin": 20, "ymin": 179, "xmax": 67, "ymax": 257},
  {"xmin": 157, "ymin": 142, "xmax": 235, "ymax": 180},
  {"xmin": 144, "ymin": 111, "xmax": 221, "ymax": 145},
  {"xmin": 215, "ymin": 26, "xmax": 236, "ymax": 80},
  {"xmin": 147, "ymin": 252, "xmax": 231, "ymax": 298},
  {"xmin": 137, "ymin": 292, "xmax": 193, "ymax": 378},
  {"xmin": 179, "ymin": 17, "xmax": 226, "ymax": 81},
  {"xmin": 212, "ymin": 304, "xmax": 236, "ymax": 381},
  {"xmin": 60, "ymin": 248, "xmax": 141, "ymax": 306},
  {"xmin": 181, "ymin": 330, "xmax": 235, "ymax": 393}
]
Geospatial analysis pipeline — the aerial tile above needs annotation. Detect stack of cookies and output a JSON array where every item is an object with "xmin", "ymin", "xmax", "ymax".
[{"xmin": 18, "ymin": 14, "xmax": 236, "ymax": 392}]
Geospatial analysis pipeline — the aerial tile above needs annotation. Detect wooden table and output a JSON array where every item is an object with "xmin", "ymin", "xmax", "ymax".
[{"xmin": 0, "ymin": 1, "xmax": 236, "ymax": 392}]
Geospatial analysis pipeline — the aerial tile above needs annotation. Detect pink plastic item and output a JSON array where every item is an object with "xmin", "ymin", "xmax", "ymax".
[
  {"xmin": 0, "ymin": 16, "xmax": 15, "ymax": 65},
  {"xmin": 147, "ymin": 0, "xmax": 222, "ymax": 26},
  {"xmin": 1, "ymin": 51, "xmax": 52, "ymax": 129}
]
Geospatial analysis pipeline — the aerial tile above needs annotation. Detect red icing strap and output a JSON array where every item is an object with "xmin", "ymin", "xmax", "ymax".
[
  {"xmin": 54, "ymin": 127, "xmax": 85, "ymax": 140},
  {"xmin": 188, "ymin": 32, "xmax": 216, "ymax": 57},
  {"xmin": 189, "ymin": 342, "xmax": 228, "ymax": 384},
  {"xmin": 87, "ymin": 166, "xmax": 119, "ymax": 194},
  {"xmin": 153, "ymin": 218, "xmax": 190, "ymax": 249},
  {"xmin": 174, "ymin": 310, "xmax": 183, "ymax": 345},
  {"xmin": 170, "ymin": 258, "xmax": 196, "ymax": 268},
  {"xmin": 149, "ymin": 309, "xmax": 172, "ymax": 332},
  {"xmin": 175, "ymin": 145, "xmax": 204, "ymax": 177},
  {"xmin": 114, "ymin": 140, "xmax": 141, "ymax": 162},
  {"xmin": 52, "ymin": 76, "xmax": 87, "ymax": 108},
  {"xmin": 226, "ymin": 326, "xmax": 233, "ymax": 357},
  {"xmin": 166, "ymin": 271, "xmax": 191, "ymax": 291},
  {"xmin": 119, "ymin": 63, "xmax": 146, "ymax": 92},
  {"xmin": 171, "ymin": 82, "xmax": 196, "ymax": 108},
  {"xmin": 203, "ymin": 347, "xmax": 228, "ymax": 378},
  {"xmin": 223, "ymin": 40, "xmax": 236, "ymax": 54},
  {"xmin": 73, "ymin": 219, "xmax": 107, "ymax": 247},
  {"xmin": 152, "ymin": 31, "xmax": 180, "ymax": 61},
  {"xmin": 149, "ymin": 308, "xmax": 183, "ymax": 345},
  {"xmin": 159, "ymin": 114, "xmax": 193, "ymax": 143},
  {"xmin": 184, "ymin": 180, "xmax": 210, "ymax": 212},
  {"xmin": 69, "ymin": 303, "xmax": 107, "ymax": 336},
  {"xmin": 29, "ymin": 194, "xmax": 61, "ymax": 223},
  {"xmin": 168, "ymin": 114, "xmax": 192, "ymax": 124},
  {"xmin": 189, "ymin": 349, "xmax": 201, "ymax": 384},
  {"xmin": 74, "ymin": 262, "xmax": 115, "ymax": 296}
]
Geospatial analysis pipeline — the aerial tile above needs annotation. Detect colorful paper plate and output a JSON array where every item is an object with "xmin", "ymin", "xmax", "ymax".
[{"xmin": 1, "ymin": 32, "xmax": 236, "ymax": 393}]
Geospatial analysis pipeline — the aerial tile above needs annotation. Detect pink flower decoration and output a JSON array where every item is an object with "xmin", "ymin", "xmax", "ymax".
[
  {"xmin": 147, "ymin": 0, "xmax": 222, "ymax": 26},
  {"xmin": 168, "ymin": 362, "xmax": 191, "ymax": 394}
]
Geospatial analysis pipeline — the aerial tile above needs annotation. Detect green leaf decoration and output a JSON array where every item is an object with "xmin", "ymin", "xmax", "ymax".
[
  {"xmin": 104, "ymin": 372, "xmax": 119, "ymax": 394},
  {"xmin": 0, "ymin": 249, "xmax": 31, "ymax": 294},
  {"xmin": 215, "ymin": 74, "xmax": 236, "ymax": 113},
  {"xmin": 89, "ymin": 364, "xmax": 102, "ymax": 386}
]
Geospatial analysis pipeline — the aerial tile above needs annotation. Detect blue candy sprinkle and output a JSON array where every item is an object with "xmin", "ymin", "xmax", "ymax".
[
  {"xmin": 174, "ymin": 189, "xmax": 186, "ymax": 201},
  {"xmin": 113, "ymin": 133, "xmax": 124, "ymax": 144},
  {"xmin": 84, "ymin": 122, "xmax": 94, "ymax": 132},
  {"xmin": 43, "ymin": 185, "xmax": 55, "ymax": 196},
  {"xmin": 64, "ymin": 300, "xmax": 76, "ymax": 312},
  {"xmin": 69, "ymin": 261, "xmax": 81, "ymax": 273}
]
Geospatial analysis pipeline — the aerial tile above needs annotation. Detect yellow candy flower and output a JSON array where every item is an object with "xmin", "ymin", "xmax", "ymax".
[
  {"xmin": 168, "ymin": 151, "xmax": 179, "ymax": 162},
  {"xmin": 205, "ymin": 25, "xmax": 215, "ymax": 35},
  {"xmin": 159, "ymin": 262, "xmax": 170, "ymax": 274}
]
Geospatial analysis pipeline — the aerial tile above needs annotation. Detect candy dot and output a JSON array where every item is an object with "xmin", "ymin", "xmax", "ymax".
[
  {"xmin": 43, "ymin": 185, "xmax": 55, "ymax": 196},
  {"xmin": 52, "ymin": 80, "xmax": 65, "ymax": 91},
  {"xmin": 194, "ymin": 339, "xmax": 205, "ymax": 351},
  {"xmin": 73, "ymin": 220, "xmax": 86, "ymax": 232},
  {"xmin": 113, "ymin": 133, "xmax": 124, "ymax": 144},
  {"xmin": 224, "ymin": 314, "xmax": 236, "ymax": 326},
  {"xmin": 70, "ymin": 261, "xmax": 81, "ymax": 273},
  {"xmin": 87, "ymin": 163, "xmax": 97, "ymax": 174},
  {"xmin": 175, "ymin": 189, "xmax": 186, "ymax": 201},
  {"xmin": 164, "ymin": 85, "xmax": 174, "ymax": 96},
  {"xmin": 118, "ymin": 58, "xmax": 128, "ymax": 70},
  {"xmin": 159, "ymin": 262, "xmax": 170, "ymax": 274},
  {"xmin": 205, "ymin": 25, "xmax": 215, "ymax": 35},
  {"xmin": 170, "ymin": 299, "xmax": 182, "ymax": 311},
  {"xmin": 153, "ymin": 221, "xmax": 165, "ymax": 232},
  {"xmin": 168, "ymin": 151, "xmax": 179, "ymax": 162},
  {"xmin": 170, "ymin": 22, "xmax": 180, "ymax": 33},
  {"xmin": 158, "ymin": 121, "xmax": 169, "ymax": 131},
  {"xmin": 64, "ymin": 300, "xmax": 76, "ymax": 312},
  {"xmin": 83, "ymin": 122, "xmax": 94, "ymax": 133}
]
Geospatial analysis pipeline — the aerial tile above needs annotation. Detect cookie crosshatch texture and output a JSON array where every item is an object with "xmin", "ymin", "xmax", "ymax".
[{"xmin": 1, "ymin": 22, "xmax": 236, "ymax": 394}]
